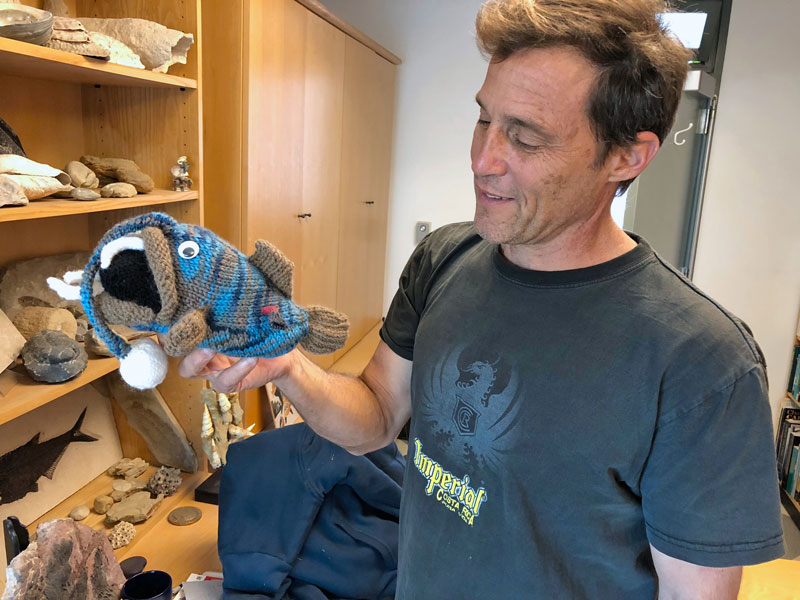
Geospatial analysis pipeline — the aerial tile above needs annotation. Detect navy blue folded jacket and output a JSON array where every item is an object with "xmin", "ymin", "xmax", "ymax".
[{"xmin": 218, "ymin": 423, "xmax": 405, "ymax": 600}]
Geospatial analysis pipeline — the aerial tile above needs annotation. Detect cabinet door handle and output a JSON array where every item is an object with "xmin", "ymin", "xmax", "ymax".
[
  {"xmin": 297, "ymin": 213, "xmax": 312, "ymax": 219},
  {"xmin": 364, "ymin": 201, "xmax": 375, "ymax": 205}
]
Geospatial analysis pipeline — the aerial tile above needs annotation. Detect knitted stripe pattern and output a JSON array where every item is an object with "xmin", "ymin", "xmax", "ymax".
[{"xmin": 81, "ymin": 212, "xmax": 349, "ymax": 361}]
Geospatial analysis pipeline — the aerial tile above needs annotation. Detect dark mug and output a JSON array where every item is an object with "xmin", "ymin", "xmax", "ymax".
[{"xmin": 120, "ymin": 570, "xmax": 173, "ymax": 600}]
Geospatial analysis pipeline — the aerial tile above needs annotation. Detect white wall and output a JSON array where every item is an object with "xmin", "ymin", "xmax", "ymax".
[
  {"xmin": 692, "ymin": 0, "xmax": 800, "ymax": 424},
  {"xmin": 321, "ymin": 0, "xmax": 487, "ymax": 312},
  {"xmin": 323, "ymin": 0, "xmax": 800, "ymax": 423}
]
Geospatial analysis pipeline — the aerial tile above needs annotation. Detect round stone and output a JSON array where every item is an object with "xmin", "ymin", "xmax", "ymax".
[
  {"xmin": 112, "ymin": 479, "xmax": 133, "ymax": 493},
  {"xmin": 167, "ymin": 506, "xmax": 202, "ymax": 526},
  {"xmin": 69, "ymin": 505, "xmax": 89, "ymax": 521},
  {"xmin": 119, "ymin": 556, "xmax": 147, "ymax": 579},
  {"xmin": 93, "ymin": 495, "xmax": 114, "ymax": 515},
  {"xmin": 21, "ymin": 330, "xmax": 88, "ymax": 383}
]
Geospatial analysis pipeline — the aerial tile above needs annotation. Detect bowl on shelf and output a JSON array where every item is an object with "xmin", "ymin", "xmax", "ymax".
[{"xmin": 0, "ymin": 3, "xmax": 53, "ymax": 46}]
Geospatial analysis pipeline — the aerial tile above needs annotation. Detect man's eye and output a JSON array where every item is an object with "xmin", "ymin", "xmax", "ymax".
[
  {"xmin": 511, "ymin": 133, "xmax": 539, "ymax": 151},
  {"xmin": 477, "ymin": 119, "xmax": 490, "ymax": 128}
]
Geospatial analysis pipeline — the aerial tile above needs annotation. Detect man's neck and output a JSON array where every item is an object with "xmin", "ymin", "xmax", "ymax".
[{"xmin": 500, "ymin": 217, "xmax": 636, "ymax": 272}]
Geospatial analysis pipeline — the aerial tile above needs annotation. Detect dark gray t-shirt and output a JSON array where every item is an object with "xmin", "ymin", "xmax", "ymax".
[{"xmin": 380, "ymin": 223, "xmax": 783, "ymax": 599}]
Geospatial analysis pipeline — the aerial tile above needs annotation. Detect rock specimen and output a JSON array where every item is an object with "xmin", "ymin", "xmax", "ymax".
[
  {"xmin": 12, "ymin": 306, "xmax": 77, "ymax": 340},
  {"xmin": 88, "ymin": 31, "xmax": 145, "ymax": 69},
  {"xmin": 119, "ymin": 556, "xmax": 146, "ymax": 579},
  {"xmin": 21, "ymin": 330, "xmax": 88, "ymax": 383},
  {"xmin": 0, "ymin": 155, "xmax": 71, "ymax": 199},
  {"xmin": 0, "ymin": 308, "xmax": 26, "ymax": 373},
  {"xmin": 68, "ymin": 505, "xmax": 89, "ymax": 521},
  {"xmin": 45, "ymin": 35, "xmax": 110, "ymax": 59},
  {"xmin": 1, "ymin": 518, "xmax": 125, "ymax": 600},
  {"xmin": 0, "ymin": 117, "xmax": 26, "ymax": 157},
  {"xmin": 0, "ymin": 251, "xmax": 90, "ymax": 321},
  {"xmin": 64, "ymin": 161, "xmax": 99, "ymax": 189},
  {"xmin": 0, "ymin": 4, "xmax": 53, "ymax": 46},
  {"xmin": 0, "ymin": 174, "xmax": 27, "ymax": 207},
  {"xmin": 84, "ymin": 326, "xmax": 150, "ymax": 357},
  {"xmin": 50, "ymin": 17, "xmax": 88, "ymax": 43},
  {"xmin": 147, "ymin": 466, "xmax": 182, "ymax": 496},
  {"xmin": 105, "ymin": 491, "xmax": 163, "ymax": 525},
  {"xmin": 93, "ymin": 495, "xmax": 114, "ymax": 515},
  {"xmin": 167, "ymin": 506, "xmax": 201, "ymax": 527},
  {"xmin": 109, "ymin": 478, "xmax": 146, "ymax": 502},
  {"xmin": 107, "ymin": 457, "xmax": 149, "ymax": 479},
  {"xmin": 106, "ymin": 372, "xmax": 198, "ymax": 472},
  {"xmin": 70, "ymin": 187, "xmax": 100, "ymax": 201},
  {"xmin": 100, "ymin": 182, "xmax": 137, "ymax": 198},
  {"xmin": 78, "ymin": 17, "xmax": 194, "ymax": 73},
  {"xmin": 107, "ymin": 521, "xmax": 135, "ymax": 550},
  {"xmin": 81, "ymin": 155, "xmax": 154, "ymax": 193}
]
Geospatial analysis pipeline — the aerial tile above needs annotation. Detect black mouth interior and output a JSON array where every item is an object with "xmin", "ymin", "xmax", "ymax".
[{"xmin": 99, "ymin": 249, "xmax": 162, "ymax": 314}]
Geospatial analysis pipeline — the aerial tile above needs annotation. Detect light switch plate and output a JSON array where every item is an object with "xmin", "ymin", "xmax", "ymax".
[{"xmin": 415, "ymin": 221, "xmax": 431, "ymax": 245}]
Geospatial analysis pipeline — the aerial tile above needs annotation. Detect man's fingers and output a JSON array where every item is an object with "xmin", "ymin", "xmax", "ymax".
[
  {"xmin": 210, "ymin": 357, "xmax": 259, "ymax": 394},
  {"xmin": 178, "ymin": 348, "xmax": 217, "ymax": 378}
]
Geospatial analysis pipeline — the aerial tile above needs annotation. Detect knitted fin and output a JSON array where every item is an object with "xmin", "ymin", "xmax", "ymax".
[
  {"xmin": 300, "ymin": 306, "xmax": 349, "ymax": 354},
  {"xmin": 161, "ymin": 307, "xmax": 210, "ymax": 357},
  {"xmin": 248, "ymin": 240, "xmax": 294, "ymax": 299}
]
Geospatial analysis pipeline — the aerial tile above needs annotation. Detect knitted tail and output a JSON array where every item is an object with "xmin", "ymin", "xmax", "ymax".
[{"xmin": 300, "ymin": 306, "xmax": 350, "ymax": 354}]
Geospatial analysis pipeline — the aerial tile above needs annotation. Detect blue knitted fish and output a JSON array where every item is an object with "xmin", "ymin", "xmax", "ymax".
[{"xmin": 47, "ymin": 212, "xmax": 349, "ymax": 389}]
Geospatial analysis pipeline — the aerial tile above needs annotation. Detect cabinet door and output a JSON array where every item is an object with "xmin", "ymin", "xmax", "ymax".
[
  {"xmin": 296, "ymin": 12, "xmax": 346, "ymax": 369},
  {"xmin": 336, "ymin": 37, "xmax": 396, "ymax": 356}
]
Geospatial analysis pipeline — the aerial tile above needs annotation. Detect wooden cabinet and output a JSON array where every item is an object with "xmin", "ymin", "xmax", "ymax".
[
  {"xmin": 202, "ymin": 0, "xmax": 398, "ymax": 369},
  {"xmin": 0, "ymin": 0, "xmax": 205, "ymax": 461}
]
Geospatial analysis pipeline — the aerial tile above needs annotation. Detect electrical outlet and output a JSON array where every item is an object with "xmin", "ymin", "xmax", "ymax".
[{"xmin": 415, "ymin": 221, "xmax": 432, "ymax": 245}]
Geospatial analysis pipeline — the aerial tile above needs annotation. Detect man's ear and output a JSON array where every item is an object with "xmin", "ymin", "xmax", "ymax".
[{"xmin": 607, "ymin": 132, "xmax": 660, "ymax": 184}]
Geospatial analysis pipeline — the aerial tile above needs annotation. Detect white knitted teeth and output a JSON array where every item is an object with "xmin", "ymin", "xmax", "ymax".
[{"xmin": 100, "ymin": 235, "xmax": 145, "ymax": 269}]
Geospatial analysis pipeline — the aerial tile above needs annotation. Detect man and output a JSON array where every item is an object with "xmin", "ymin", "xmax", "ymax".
[{"xmin": 181, "ymin": 0, "xmax": 784, "ymax": 597}]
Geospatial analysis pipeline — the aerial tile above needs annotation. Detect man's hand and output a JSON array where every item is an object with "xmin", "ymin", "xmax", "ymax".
[{"xmin": 177, "ymin": 347, "xmax": 296, "ymax": 393}]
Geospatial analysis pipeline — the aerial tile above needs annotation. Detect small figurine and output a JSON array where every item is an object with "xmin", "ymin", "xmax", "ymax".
[{"xmin": 170, "ymin": 155, "xmax": 192, "ymax": 192}]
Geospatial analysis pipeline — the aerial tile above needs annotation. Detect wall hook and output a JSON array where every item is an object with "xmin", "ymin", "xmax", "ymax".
[{"xmin": 673, "ymin": 122, "xmax": 694, "ymax": 146}]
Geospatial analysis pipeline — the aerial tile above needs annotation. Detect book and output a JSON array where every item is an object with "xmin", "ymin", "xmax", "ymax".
[
  {"xmin": 781, "ymin": 430, "xmax": 800, "ymax": 484},
  {"xmin": 786, "ymin": 446, "xmax": 800, "ymax": 496},
  {"xmin": 788, "ymin": 345, "xmax": 800, "ymax": 395},
  {"xmin": 776, "ymin": 404, "xmax": 800, "ymax": 477}
]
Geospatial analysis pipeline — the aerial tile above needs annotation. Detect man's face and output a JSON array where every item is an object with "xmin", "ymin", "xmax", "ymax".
[{"xmin": 471, "ymin": 45, "xmax": 620, "ymax": 249}]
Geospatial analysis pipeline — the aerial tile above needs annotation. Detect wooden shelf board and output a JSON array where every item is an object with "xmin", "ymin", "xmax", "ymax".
[
  {"xmin": 0, "ymin": 354, "xmax": 118, "ymax": 427},
  {"xmin": 28, "ymin": 468, "xmax": 220, "ymax": 584},
  {"xmin": 0, "ymin": 37, "xmax": 197, "ymax": 89},
  {"xmin": 0, "ymin": 190, "xmax": 198, "ymax": 223}
]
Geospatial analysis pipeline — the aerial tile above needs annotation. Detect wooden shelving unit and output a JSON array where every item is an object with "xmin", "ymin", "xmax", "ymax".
[
  {"xmin": 0, "ymin": 353, "xmax": 118, "ymax": 427},
  {"xmin": 0, "ymin": 189, "xmax": 198, "ymax": 222},
  {"xmin": 0, "ymin": 3, "xmax": 207, "ymax": 554},
  {"xmin": 29, "ymin": 467, "xmax": 220, "ymax": 583},
  {"xmin": 0, "ymin": 36, "xmax": 197, "ymax": 89}
]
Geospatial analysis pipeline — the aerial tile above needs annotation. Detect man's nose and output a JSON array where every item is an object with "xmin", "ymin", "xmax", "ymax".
[{"xmin": 471, "ymin": 126, "xmax": 508, "ymax": 178}]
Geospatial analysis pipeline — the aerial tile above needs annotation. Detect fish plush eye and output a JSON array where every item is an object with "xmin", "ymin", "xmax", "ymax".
[{"xmin": 178, "ymin": 240, "xmax": 200, "ymax": 259}]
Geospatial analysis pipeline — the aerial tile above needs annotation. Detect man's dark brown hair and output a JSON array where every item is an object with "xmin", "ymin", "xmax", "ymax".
[{"xmin": 476, "ymin": 0, "xmax": 692, "ymax": 192}]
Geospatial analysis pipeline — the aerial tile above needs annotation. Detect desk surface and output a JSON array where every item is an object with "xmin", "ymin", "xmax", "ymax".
[{"xmin": 739, "ymin": 559, "xmax": 800, "ymax": 600}]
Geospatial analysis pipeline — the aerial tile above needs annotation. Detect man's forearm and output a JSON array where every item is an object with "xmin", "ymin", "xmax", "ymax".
[{"xmin": 271, "ymin": 349, "xmax": 402, "ymax": 455}]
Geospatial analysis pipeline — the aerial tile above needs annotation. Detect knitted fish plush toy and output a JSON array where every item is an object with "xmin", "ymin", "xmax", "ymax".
[{"xmin": 47, "ymin": 212, "xmax": 349, "ymax": 390}]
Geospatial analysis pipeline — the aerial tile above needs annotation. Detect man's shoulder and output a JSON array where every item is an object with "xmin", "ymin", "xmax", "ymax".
[{"xmin": 634, "ymin": 252, "xmax": 765, "ymax": 377}]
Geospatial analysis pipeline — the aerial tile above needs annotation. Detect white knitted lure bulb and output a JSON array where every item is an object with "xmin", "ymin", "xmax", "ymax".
[{"xmin": 119, "ymin": 338, "xmax": 168, "ymax": 390}]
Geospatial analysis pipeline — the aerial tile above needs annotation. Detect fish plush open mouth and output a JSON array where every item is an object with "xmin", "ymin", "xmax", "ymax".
[{"xmin": 99, "ymin": 241, "xmax": 162, "ymax": 314}]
